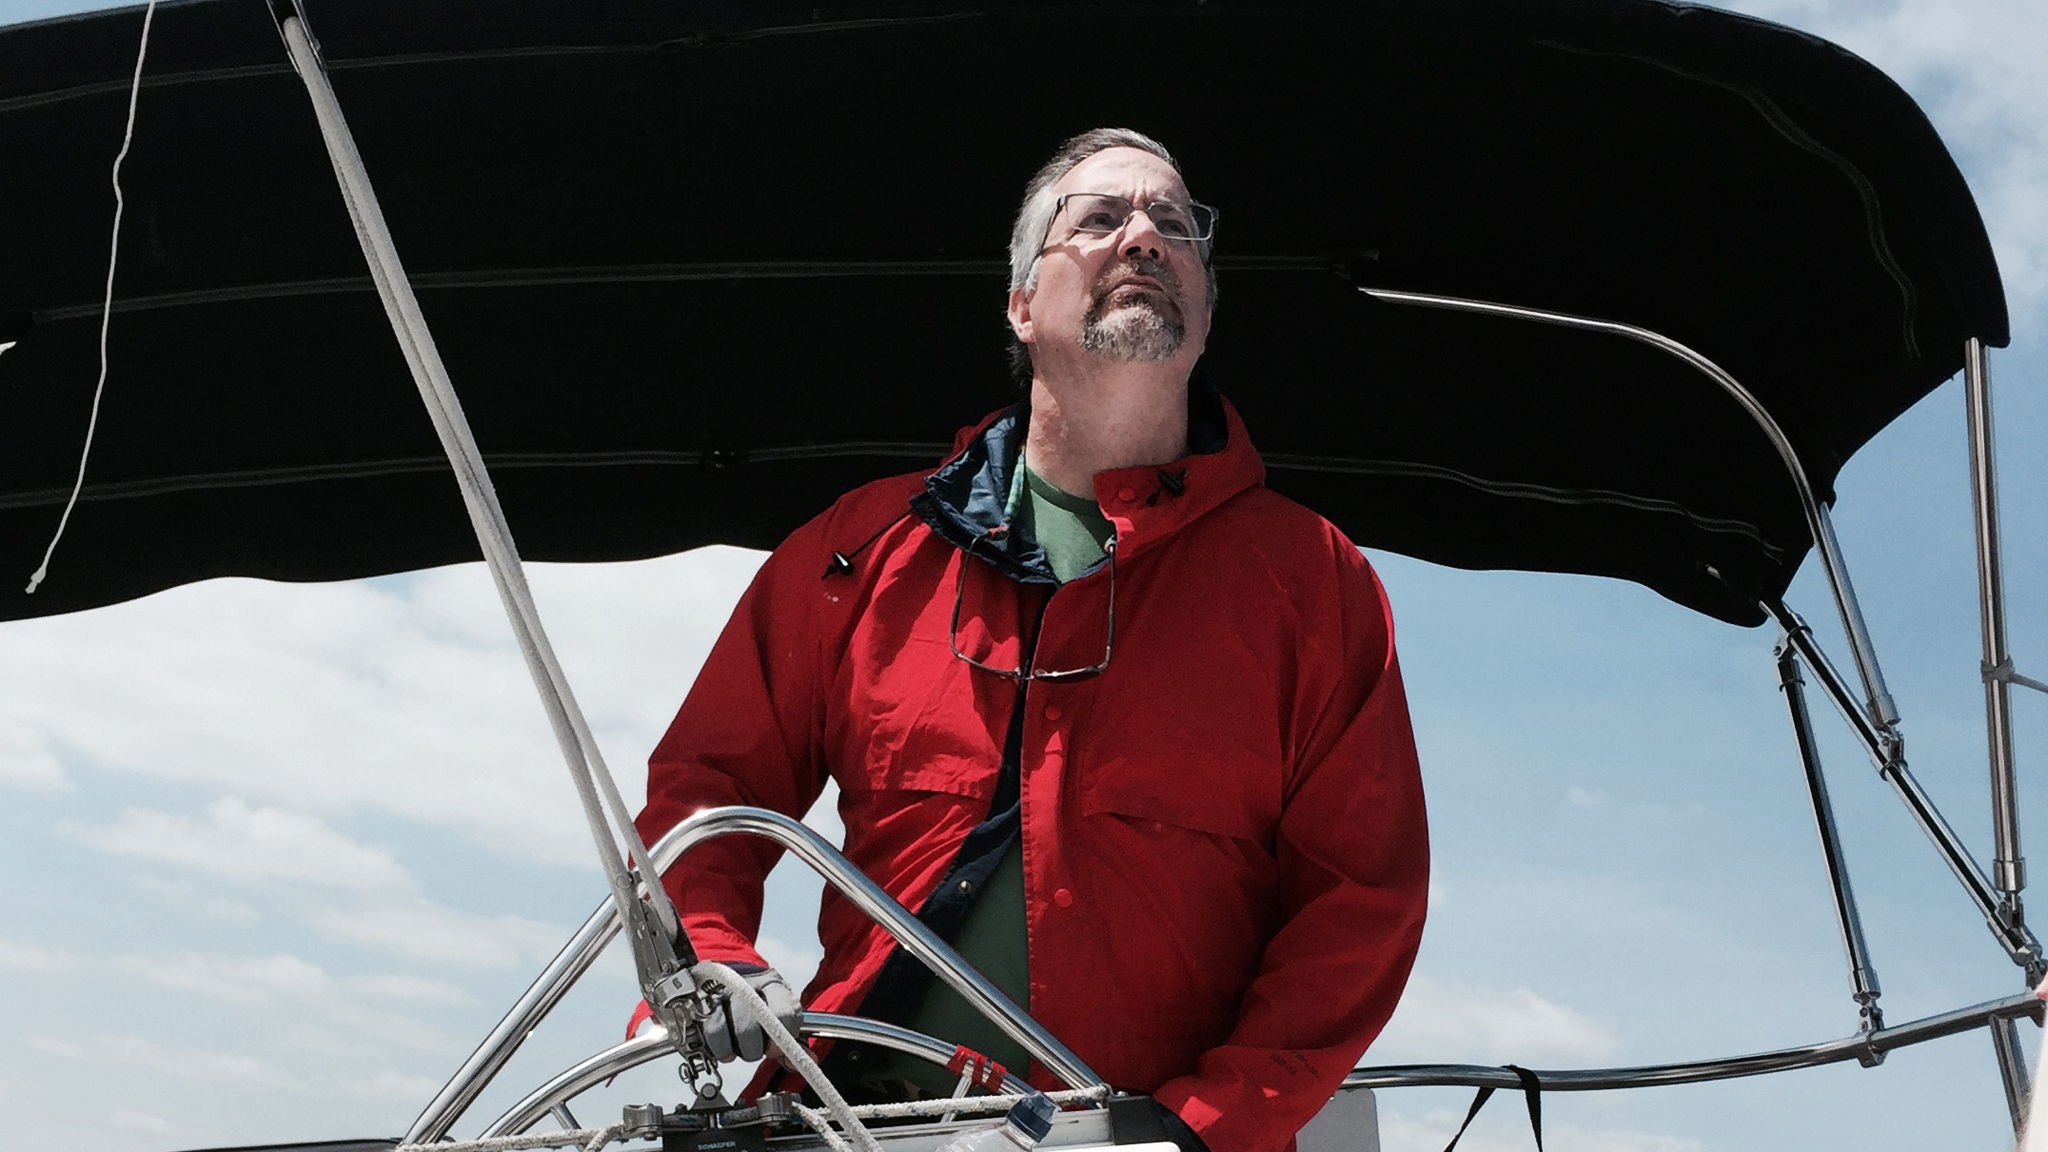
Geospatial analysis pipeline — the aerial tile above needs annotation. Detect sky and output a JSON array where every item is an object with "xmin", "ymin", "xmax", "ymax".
[{"xmin": 2, "ymin": 1, "xmax": 2046, "ymax": 1150}]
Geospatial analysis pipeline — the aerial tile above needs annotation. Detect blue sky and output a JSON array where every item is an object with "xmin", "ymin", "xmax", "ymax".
[{"xmin": 2, "ymin": 1, "xmax": 2046, "ymax": 1150}]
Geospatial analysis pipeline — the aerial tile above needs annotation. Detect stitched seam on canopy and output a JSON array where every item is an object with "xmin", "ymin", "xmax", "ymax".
[
  {"xmin": 1531, "ymin": 36, "xmax": 1921, "ymax": 360},
  {"xmin": 1264, "ymin": 452, "xmax": 1789, "ymax": 558},
  {"xmin": 0, "ymin": 443, "xmax": 951, "ymax": 509}
]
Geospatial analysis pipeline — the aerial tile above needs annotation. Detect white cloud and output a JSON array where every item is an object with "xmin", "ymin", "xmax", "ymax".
[
  {"xmin": 1381, "ymin": 1108, "xmax": 1705, "ymax": 1152},
  {"xmin": 110, "ymin": 1110, "xmax": 173, "ymax": 1135},
  {"xmin": 31, "ymin": 1034, "xmax": 302, "ymax": 1089},
  {"xmin": 0, "ymin": 725, "xmax": 67, "ymax": 793},
  {"xmin": 61, "ymin": 798, "xmax": 411, "ymax": 890},
  {"xmin": 304, "ymin": 896, "xmax": 561, "ymax": 968},
  {"xmin": 0, "ymin": 936, "xmax": 75, "ymax": 972},
  {"xmin": 1568, "ymin": 785, "xmax": 1608, "ymax": 808},
  {"xmin": 0, "ymin": 552, "xmax": 760, "ymax": 870},
  {"xmin": 1372, "ymin": 973, "xmax": 1621, "ymax": 1064},
  {"xmin": 116, "ymin": 951, "xmax": 330, "ymax": 1005},
  {"xmin": 205, "ymin": 897, "xmax": 260, "ymax": 923},
  {"xmin": 345, "ymin": 972, "xmax": 473, "ymax": 1005},
  {"xmin": 100, "ymin": 949, "xmax": 472, "ymax": 1058},
  {"xmin": 346, "ymin": 1069, "xmax": 447, "ymax": 1100}
]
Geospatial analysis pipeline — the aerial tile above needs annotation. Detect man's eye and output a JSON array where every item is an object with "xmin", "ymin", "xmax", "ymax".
[
  {"xmin": 1154, "ymin": 213, "xmax": 1192, "ymax": 238},
  {"xmin": 1077, "ymin": 209, "xmax": 1123, "ymax": 232}
]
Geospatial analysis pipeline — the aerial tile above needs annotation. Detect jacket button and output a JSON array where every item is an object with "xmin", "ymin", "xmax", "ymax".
[
  {"xmin": 1054, "ymin": 888, "xmax": 1074, "ymax": 908},
  {"xmin": 1116, "ymin": 486, "xmax": 1136, "ymax": 502},
  {"xmin": 1043, "ymin": 704, "xmax": 1062, "ymax": 721}
]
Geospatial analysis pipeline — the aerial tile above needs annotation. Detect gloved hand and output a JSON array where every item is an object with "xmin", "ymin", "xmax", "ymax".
[{"xmin": 700, "ymin": 964, "xmax": 802, "ymax": 1064}]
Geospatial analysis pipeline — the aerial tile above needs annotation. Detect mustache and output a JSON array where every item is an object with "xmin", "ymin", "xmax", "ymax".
[{"xmin": 1090, "ymin": 256, "xmax": 1184, "ymax": 313}]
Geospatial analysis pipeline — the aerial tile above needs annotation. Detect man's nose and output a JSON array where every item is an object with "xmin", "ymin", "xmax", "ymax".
[{"xmin": 1119, "ymin": 208, "xmax": 1165, "ymax": 260}]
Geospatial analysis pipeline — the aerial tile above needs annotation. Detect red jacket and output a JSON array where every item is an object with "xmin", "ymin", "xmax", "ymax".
[{"xmin": 637, "ymin": 392, "xmax": 1428, "ymax": 1152}]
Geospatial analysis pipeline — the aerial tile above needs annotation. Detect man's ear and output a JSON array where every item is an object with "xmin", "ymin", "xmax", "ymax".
[{"xmin": 1006, "ymin": 285, "xmax": 1034, "ymax": 344}]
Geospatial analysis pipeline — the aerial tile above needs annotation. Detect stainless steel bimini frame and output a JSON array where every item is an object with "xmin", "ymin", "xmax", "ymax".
[{"xmin": 1343, "ymin": 288, "xmax": 2047, "ymax": 1131}]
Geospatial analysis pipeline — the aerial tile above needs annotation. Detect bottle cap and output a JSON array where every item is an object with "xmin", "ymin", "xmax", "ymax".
[{"xmin": 1005, "ymin": 1092, "xmax": 1056, "ymax": 1142}]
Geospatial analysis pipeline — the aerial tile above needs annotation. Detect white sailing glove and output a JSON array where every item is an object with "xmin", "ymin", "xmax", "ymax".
[{"xmin": 702, "ymin": 964, "xmax": 801, "ymax": 1063}]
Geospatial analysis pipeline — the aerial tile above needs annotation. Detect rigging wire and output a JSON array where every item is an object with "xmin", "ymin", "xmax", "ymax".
[{"xmin": 26, "ymin": 0, "xmax": 159, "ymax": 595}]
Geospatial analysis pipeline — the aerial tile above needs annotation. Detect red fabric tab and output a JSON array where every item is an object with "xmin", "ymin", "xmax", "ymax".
[{"xmin": 626, "ymin": 998, "xmax": 656, "ymax": 1041}]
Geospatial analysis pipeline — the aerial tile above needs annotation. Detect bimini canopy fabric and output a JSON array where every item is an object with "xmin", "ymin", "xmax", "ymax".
[{"xmin": 0, "ymin": 0, "xmax": 2007, "ymax": 624}]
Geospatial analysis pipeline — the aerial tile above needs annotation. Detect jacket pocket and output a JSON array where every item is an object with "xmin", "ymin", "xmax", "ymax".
[{"xmin": 1078, "ymin": 749, "xmax": 1278, "ymax": 847}]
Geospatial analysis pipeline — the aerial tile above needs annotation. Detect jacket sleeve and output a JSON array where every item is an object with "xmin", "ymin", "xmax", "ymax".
[
  {"xmin": 1152, "ymin": 546, "xmax": 1429, "ymax": 1152},
  {"xmin": 633, "ymin": 513, "xmax": 837, "ymax": 968}
]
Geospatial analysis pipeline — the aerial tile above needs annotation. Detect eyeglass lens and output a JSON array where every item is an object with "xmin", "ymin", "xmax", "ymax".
[{"xmin": 1063, "ymin": 193, "xmax": 1215, "ymax": 242}]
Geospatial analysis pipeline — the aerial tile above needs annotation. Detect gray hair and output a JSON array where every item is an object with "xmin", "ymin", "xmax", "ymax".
[{"xmin": 1005, "ymin": 128, "xmax": 1218, "ymax": 382}]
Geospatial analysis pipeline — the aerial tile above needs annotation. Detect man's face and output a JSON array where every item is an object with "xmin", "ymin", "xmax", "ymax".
[{"xmin": 1009, "ymin": 147, "xmax": 1212, "ymax": 371}]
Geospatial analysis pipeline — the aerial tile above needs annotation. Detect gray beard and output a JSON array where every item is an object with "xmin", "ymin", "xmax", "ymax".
[{"xmin": 1081, "ymin": 301, "xmax": 1185, "ymax": 361}]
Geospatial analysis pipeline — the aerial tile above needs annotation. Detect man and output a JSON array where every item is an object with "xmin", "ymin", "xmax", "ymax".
[{"xmin": 636, "ymin": 128, "xmax": 1428, "ymax": 1152}]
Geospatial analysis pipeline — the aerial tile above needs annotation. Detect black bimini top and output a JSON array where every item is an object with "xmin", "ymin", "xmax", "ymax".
[{"xmin": 0, "ymin": 0, "xmax": 2007, "ymax": 624}]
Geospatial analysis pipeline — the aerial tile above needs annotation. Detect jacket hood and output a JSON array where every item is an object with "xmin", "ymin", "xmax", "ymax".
[{"xmin": 913, "ymin": 378, "xmax": 1266, "ymax": 580}]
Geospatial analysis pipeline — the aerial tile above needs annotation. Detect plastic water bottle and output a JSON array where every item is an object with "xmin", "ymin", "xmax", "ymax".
[{"xmin": 934, "ymin": 1092, "xmax": 1056, "ymax": 1152}]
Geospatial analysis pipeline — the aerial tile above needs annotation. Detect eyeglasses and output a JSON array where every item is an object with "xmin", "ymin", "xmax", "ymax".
[
  {"xmin": 1054, "ymin": 193, "xmax": 1218, "ymax": 243},
  {"xmin": 950, "ymin": 538, "xmax": 1116, "ymax": 682}
]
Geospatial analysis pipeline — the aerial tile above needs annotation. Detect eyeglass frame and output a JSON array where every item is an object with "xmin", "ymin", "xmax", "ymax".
[
  {"xmin": 949, "ymin": 536, "xmax": 1117, "ymax": 683},
  {"xmin": 1050, "ymin": 192, "xmax": 1219, "ymax": 244}
]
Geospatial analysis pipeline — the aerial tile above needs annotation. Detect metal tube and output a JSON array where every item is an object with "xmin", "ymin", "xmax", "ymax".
[
  {"xmin": 1763, "ymin": 602, "xmax": 1888, "ymax": 759},
  {"xmin": 800, "ymin": 1014, "xmax": 1034, "ymax": 1095},
  {"xmin": 1992, "ymin": 1016, "xmax": 2031, "ymax": 1134},
  {"xmin": 667, "ymin": 807, "xmax": 1102, "ymax": 1090},
  {"xmin": 484, "ymin": 1030, "xmax": 678, "ymax": 1138},
  {"xmin": 1776, "ymin": 640, "xmax": 1883, "ymax": 1036},
  {"xmin": 416, "ymin": 810, "xmax": 1100, "ymax": 1142},
  {"xmin": 1342, "ymin": 991, "xmax": 2043, "ymax": 1094},
  {"xmin": 1360, "ymin": 286, "xmax": 1900, "ymax": 729},
  {"xmin": 1767, "ymin": 602, "xmax": 2045, "ymax": 969},
  {"xmin": 1965, "ymin": 338, "xmax": 2026, "ymax": 901},
  {"xmin": 1808, "ymin": 503, "xmax": 1900, "ymax": 730},
  {"xmin": 405, "ymin": 899, "xmax": 624, "ymax": 1142},
  {"xmin": 482, "ymin": 1013, "xmax": 1032, "ymax": 1138}
]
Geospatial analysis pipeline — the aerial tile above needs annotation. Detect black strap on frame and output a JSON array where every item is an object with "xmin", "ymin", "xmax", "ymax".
[{"xmin": 1439, "ymin": 1064, "xmax": 1543, "ymax": 1152}]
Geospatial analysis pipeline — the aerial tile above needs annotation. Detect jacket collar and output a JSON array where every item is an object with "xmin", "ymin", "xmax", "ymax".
[{"xmin": 910, "ymin": 377, "xmax": 1266, "ymax": 581}]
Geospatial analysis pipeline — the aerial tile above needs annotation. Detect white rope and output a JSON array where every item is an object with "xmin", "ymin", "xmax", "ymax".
[
  {"xmin": 698, "ymin": 960, "xmax": 1110, "ymax": 1152},
  {"xmin": 275, "ymin": 12, "xmax": 688, "ymax": 1012},
  {"xmin": 696, "ymin": 960, "xmax": 887, "ymax": 1152},
  {"xmin": 811, "ymin": 1087, "xmax": 1110, "ymax": 1122},
  {"xmin": 25, "ymin": 0, "xmax": 158, "ymax": 595},
  {"xmin": 394, "ymin": 1120, "xmax": 628, "ymax": 1152}
]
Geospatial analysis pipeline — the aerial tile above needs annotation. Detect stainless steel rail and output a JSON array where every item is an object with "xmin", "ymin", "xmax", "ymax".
[
  {"xmin": 1357, "ymin": 286, "xmax": 1901, "ymax": 731},
  {"xmin": 1343, "ymin": 991, "xmax": 2042, "ymax": 1094},
  {"xmin": 405, "ymin": 892, "xmax": 626, "ymax": 1142},
  {"xmin": 1775, "ymin": 640, "xmax": 1883, "ymax": 1036},
  {"xmin": 1965, "ymin": 339, "xmax": 2026, "ymax": 906},
  {"xmin": 409, "ymin": 808, "xmax": 1099, "ymax": 1143},
  {"xmin": 481, "ymin": 1013, "xmax": 1032, "ymax": 1138},
  {"xmin": 1991, "ymin": 1015, "xmax": 2032, "ymax": 1132},
  {"xmin": 799, "ymin": 1014, "xmax": 1033, "ymax": 1095},
  {"xmin": 664, "ymin": 807, "xmax": 1101, "ymax": 1091},
  {"xmin": 1769, "ymin": 602, "xmax": 2046, "ymax": 975}
]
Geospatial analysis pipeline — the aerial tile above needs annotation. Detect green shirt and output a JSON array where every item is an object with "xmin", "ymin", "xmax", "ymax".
[{"xmin": 1013, "ymin": 462, "xmax": 1115, "ymax": 582}]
